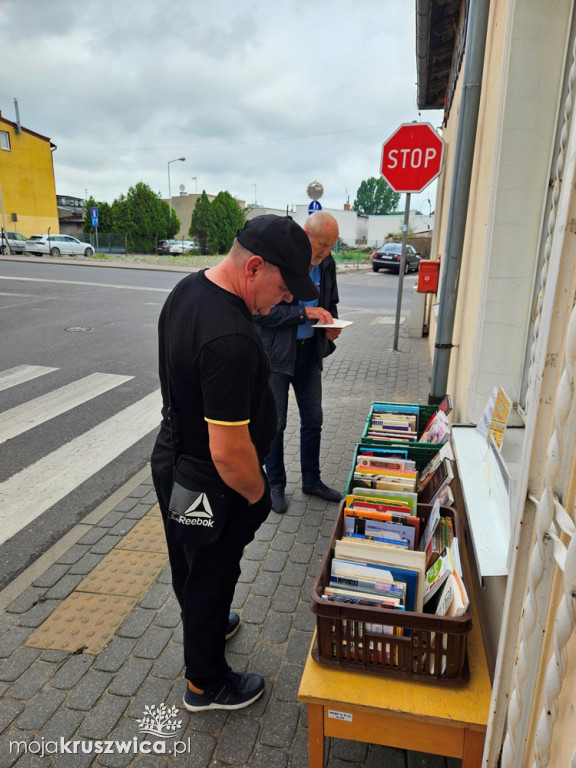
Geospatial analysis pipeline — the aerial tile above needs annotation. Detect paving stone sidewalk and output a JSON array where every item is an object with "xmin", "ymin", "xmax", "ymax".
[{"xmin": 0, "ymin": 306, "xmax": 459, "ymax": 767}]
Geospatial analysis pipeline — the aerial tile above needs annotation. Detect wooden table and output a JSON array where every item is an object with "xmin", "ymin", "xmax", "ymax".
[{"xmin": 298, "ymin": 613, "xmax": 491, "ymax": 768}]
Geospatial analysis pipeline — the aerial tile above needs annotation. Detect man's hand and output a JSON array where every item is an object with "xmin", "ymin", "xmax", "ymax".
[
  {"xmin": 305, "ymin": 306, "xmax": 334, "ymax": 324},
  {"xmin": 325, "ymin": 327, "xmax": 342, "ymax": 341},
  {"xmin": 208, "ymin": 422, "xmax": 265, "ymax": 504}
]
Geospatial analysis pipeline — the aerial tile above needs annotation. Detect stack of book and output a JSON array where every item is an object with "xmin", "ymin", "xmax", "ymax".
[
  {"xmin": 418, "ymin": 408, "xmax": 451, "ymax": 445},
  {"xmin": 364, "ymin": 404, "xmax": 420, "ymax": 443},
  {"xmin": 419, "ymin": 501, "xmax": 469, "ymax": 617},
  {"xmin": 322, "ymin": 488, "xmax": 469, "ymax": 621},
  {"xmin": 416, "ymin": 443, "xmax": 455, "ymax": 506},
  {"xmin": 352, "ymin": 446, "xmax": 419, "ymax": 493}
]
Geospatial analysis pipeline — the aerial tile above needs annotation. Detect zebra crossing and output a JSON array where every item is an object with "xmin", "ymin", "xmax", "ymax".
[{"xmin": 0, "ymin": 364, "xmax": 162, "ymax": 547}]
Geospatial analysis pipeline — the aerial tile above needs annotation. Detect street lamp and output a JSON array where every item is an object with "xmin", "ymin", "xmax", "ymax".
[
  {"xmin": 167, "ymin": 157, "xmax": 185, "ymax": 228},
  {"xmin": 191, "ymin": 176, "xmax": 198, "ymax": 193}
]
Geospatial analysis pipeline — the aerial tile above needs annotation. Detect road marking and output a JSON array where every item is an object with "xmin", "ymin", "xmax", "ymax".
[
  {"xmin": 0, "ymin": 389, "xmax": 162, "ymax": 546},
  {"xmin": 0, "ymin": 372, "xmax": 134, "ymax": 444},
  {"xmin": 0, "ymin": 275, "xmax": 172, "ymax": 292},
  {"xmin": 0, "ymin": 365, "xmax": 58, "ymax": 392}
]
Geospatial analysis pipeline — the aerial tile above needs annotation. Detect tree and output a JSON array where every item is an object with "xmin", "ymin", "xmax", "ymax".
[
  {"xmin": 207, "ymin": 191, "xmax": 245, "ymax": 255},
  {"xmin": 189, "ymin": 191, "xmax": 213, "ymax": 254},
  {"xmin": 82, "ymin": 197, "xmax": 113, "ymax": 234},
  {"xmin": 352, "ymin": 177, "xmax": 401, "ymax": 216}
]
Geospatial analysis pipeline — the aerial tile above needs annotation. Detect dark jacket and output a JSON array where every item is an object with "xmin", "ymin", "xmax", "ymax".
[{"xmin": 254, "ymin": 255, "xmax": 339, "ymax": 376}]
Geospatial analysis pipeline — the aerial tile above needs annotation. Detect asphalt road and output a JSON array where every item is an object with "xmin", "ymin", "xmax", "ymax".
[{"xmin": 0, "ymin": 259, "xmax": 418, "ymax": 588}]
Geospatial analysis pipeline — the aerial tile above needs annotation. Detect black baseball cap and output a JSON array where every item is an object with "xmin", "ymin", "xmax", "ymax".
[{"xmin": 236, "ymin": 214, "xmax": 317, "ymax": 300}]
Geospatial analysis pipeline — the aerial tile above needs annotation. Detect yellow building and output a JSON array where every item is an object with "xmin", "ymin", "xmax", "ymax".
[{"xmin": 0, "ymin": 108, "xmax": 59, "ymax": 237}]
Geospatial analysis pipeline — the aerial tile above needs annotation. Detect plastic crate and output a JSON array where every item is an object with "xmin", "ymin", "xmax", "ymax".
[
  {"xmin": 310, "ymin": 502, "xmax": 472, "ymax": 686},
  {"xmin": 360, "ymin": 402, "xmax": 443, "ymax": 470}
]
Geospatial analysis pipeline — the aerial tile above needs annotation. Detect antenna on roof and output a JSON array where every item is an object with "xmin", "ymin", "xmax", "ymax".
[{"xmin": 14, "ymin": 99, "xmax": 22, "ymax": 134}]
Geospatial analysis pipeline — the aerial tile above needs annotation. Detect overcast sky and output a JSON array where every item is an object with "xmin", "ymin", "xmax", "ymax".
[{"xmin": 1, "ymin": 0, "xmax": 442, "ymax": 215}]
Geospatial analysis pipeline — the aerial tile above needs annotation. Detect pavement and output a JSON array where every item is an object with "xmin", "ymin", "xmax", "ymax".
[{"xmin": 0, "ymin": 257, "xmax": 454, "ymax": 767}]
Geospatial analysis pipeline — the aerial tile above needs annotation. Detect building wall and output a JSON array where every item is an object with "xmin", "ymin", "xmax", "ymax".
[
  {"xmin": 426, "ymin": 0, "xmax": 576, "ymax": 764},
  {"xmin": 0, "ymin": 111, "xmax": 59, "ymax": 236},
  {"xmin": 430, "ymin": 0, "xmax": 572, "ymax": 426}
]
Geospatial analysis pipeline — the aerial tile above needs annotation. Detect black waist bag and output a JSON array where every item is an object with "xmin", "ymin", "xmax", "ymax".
[{"xmin": 168, "ymin": 454, "xmax": 238, "ymax": 547}]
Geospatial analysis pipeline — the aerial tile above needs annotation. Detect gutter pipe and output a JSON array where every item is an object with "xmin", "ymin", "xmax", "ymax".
[{"xmin": 428, "ymin": 0, "xmax": 492, "ymax": 403}]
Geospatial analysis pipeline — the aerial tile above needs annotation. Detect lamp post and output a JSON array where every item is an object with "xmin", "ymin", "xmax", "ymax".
[
  {"xmin": 191, "ymin": 176, "xmax": 198, "ymax": 193},
  {"xmin": 167, "ymin": 157, "xmax": 185, "ymax": 231}
]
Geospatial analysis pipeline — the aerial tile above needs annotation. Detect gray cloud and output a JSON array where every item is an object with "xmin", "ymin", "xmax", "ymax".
[{"xmin": 1, "ymin": 0, "xmax": 442, "ymax": 211}]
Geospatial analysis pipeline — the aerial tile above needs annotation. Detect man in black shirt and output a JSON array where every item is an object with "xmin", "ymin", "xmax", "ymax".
[{"xmin": 151, "ymin": 215, "xmax": 315, "ymax": 712}]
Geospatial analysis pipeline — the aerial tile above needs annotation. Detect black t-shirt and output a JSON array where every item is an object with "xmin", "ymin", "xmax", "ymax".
[{"xmin": 151, "ymin": 270, "xmax": 277, "ymax": 477}]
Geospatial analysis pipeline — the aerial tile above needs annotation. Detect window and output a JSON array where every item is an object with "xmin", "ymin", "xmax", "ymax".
[{"xmin": 0, "ymin": 131, "xmax": 11, "ymax": 151}]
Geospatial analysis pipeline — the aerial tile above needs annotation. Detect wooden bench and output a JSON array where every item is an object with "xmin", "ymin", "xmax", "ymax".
[{"xmin": 298, "ymin": 588, "xmax": 491, "ymax": 767}]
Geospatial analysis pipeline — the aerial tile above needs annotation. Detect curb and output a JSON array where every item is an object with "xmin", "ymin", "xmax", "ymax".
[{"xmin": 0, "ymin": 464, "xmax": 152, "ymax": 612}]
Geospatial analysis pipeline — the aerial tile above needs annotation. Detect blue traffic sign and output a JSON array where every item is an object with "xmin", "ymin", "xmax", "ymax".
[
  {"xmin": 90, "ymin": 206, "xmax": 99, "ymax": 227},
  {"xmin": 308, "ymin": 200, "xmax": 322, "ymax": 214}
]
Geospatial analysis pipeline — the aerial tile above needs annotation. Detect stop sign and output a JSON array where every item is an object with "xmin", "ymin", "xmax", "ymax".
[{"xmin": 380, "ymin": 122, "xmax": 445, "ymax": 193}]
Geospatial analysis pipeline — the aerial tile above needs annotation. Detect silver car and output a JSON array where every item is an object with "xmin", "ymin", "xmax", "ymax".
[
  {"xmin": 0, "ymin": 231, "xmax": 28, "ymax": 254},
  {"xmin": 25, "ymin": 234, "xmax": 94, "ymax": 257}
]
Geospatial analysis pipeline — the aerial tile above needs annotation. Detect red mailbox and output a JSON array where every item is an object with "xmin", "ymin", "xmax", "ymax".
[{"xmin": 417, "ymin": 260, "xmax": 440, "ymax": 293}]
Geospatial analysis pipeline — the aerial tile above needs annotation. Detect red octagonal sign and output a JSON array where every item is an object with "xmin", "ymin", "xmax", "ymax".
[{"xmin": 380, "ymin": 122, "xmax": 445, "ymax": 193}]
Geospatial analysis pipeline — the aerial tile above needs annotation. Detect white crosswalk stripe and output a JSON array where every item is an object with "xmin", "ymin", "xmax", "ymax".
[
  {"xmin": 0, "ymin": 389, "xmax": 161, "ymax": 546},
  {"xmin": 0, "ymin": 365, "xmax": 58, "ymax": 392},
  {"xmin": 0, "ymin": 372, "xmax": 134, "ymax": 444}
]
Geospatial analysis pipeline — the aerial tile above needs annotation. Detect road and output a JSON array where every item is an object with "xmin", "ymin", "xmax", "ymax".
[{"xmin": 0, "ymin": 259, "xmax": 419, "ymax": 588}]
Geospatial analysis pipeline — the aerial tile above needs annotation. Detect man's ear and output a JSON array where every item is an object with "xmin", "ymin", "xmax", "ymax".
[{"xmin": 246, "ymin": 255, "xmax": 264, "ymax": 277}]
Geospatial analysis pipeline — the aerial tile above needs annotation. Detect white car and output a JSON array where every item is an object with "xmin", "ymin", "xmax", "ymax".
[
  {"xmin": 169, "ymin": 239, "xmax": 198, "ymax": 254},
  {"xmin": 0, "ymin": 231, "xmax": 28, "ymax": 254},
  {"xmin": 25, "ymin": 234, "xmax": 94, "ymax": 257}
]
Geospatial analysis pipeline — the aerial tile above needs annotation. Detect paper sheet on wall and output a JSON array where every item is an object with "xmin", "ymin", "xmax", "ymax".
[{"xmin": 476, "ymin": 385, "xmax": 512, "ymax": 449}]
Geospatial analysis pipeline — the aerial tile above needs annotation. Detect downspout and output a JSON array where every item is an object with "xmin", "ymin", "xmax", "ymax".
[{"xmin": 428, "ymin": 0, "xmax": 492, "ymax": 403}]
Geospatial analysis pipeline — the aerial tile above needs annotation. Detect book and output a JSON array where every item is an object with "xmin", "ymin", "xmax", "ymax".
[
  {"xmin": 418, "ymin": 457, "xmax": 454, "ymax": 505},
  {"xmin": 313, "ymin": 318, "xmax": 354, "ymax": 329},
  {"xmin": 331, "ymin": 557, "xmax": 421, "ymax": 613},
  {"xmin": 434, "ymin": 571, "xmax": 469, "ymax": 617},
  {"xmin": 358, "ymin": 446, "xmax": 409, "ymax": 460},
  {"xmin": 356, "ymin": 455, "xmax": 417, "ymax": 472},
  {"xmin": 419, "ymin": 409, "xmax": 450, "ymax": 444},
  {"xmin": 423, "ymin": 547, "xmax": 452, "ymax": 605},
  {"xmin": 350, "ymin": 487, "xmax": 418, "ymax": 516},
  {"xmin": 322, "ymin": 587, "xmax": 402, "ymax": 608},
  {"xmin": 353, "ymin": 473, "xmax": 418, "ymax": 493},
  {"xmin": 334, "ymin": 539, "xmax": 425, "ymax": 611},
  {"xmin": 329, "ymin": 573, "xmax": 406, "ymax": 603},
  {"xmin": 344, "ymin": 508, "xmax": 417, "ymax": 549}
]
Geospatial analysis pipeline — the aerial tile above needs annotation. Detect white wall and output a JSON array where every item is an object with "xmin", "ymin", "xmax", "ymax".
[{"xmin": 246, "ymin": 204, "xmax": 434, "ymax": 247}]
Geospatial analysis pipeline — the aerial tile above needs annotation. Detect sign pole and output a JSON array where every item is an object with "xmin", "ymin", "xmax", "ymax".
[{"xmin": 393, "ymin": 193, "xmax": 411, "ymax": 351}]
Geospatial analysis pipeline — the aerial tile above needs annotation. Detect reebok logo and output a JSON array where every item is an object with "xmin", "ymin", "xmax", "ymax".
[{"xmin": 178, "ymin": 493, "xmax": 214, "ymax": 527}]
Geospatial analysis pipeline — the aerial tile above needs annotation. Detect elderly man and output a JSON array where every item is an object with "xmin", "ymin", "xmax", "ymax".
[
  {"xmin": 255, "ymin": 211, "xmax": 342, "ymax": 513},
  {"xmin": 151, "ymin": 215, "xmax": 315, "ymax": 712}
]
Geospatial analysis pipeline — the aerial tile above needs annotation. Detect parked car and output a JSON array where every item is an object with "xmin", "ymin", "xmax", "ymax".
[
  {"xmin": 25, "ymin": 234, "xmax": 94, "ymax": 257},
  {"xmin": 0, "ymin": 231, "xmax": 28, "ymax": 254},
  {"xmin": 156, "ymin": 239, "xmax": 177, "ymax": 255},
  {"xmin": 372, "ymin": 243, "xmax": 421, "ymax": 273},
  {"xmin": 157, "ymin": 239, "xmax": 198, "ymax": 255}
]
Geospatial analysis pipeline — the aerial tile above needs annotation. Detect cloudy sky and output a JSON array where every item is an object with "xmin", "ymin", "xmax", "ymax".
[{"xmin": 1, "ymin": 0, "xmax": 442, "ymax": 214}]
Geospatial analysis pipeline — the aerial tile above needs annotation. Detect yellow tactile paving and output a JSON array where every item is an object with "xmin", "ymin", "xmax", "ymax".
[
  {"xmin": 117, "ymin": 505, "xmax": 167, "ymax": 554},
  {"xmin": 76, "ymin": 549, "xmax": 167, "ymax": 597},
  {"xmin": 25, "ymin": 593, "xmax": 139, "ymax": 654},
  {"xmin": 25, "ymin": 506, "xmax": 169, "ymax": 652}
]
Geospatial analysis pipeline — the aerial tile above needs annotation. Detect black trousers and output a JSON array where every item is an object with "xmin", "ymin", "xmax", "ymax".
[{"xmin": 152, "ymin": 470, "xmax": 270, "ymax": 687}]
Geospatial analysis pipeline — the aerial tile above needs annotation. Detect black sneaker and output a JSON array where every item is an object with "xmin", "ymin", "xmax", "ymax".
[
  {"xmin": 225, "ymin": 611, "xmax": 240, "ymax": 640},
  {"xmin": 302, "ymin": 480, "xmax": 342, "ymax": 503},
  {"xmin": 271, "ymin": 487, "xmax": 286, "ymax": 513},
  {"xmin": 183, "ymin": 670, "xmax": 265, "ymax": 712}
]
